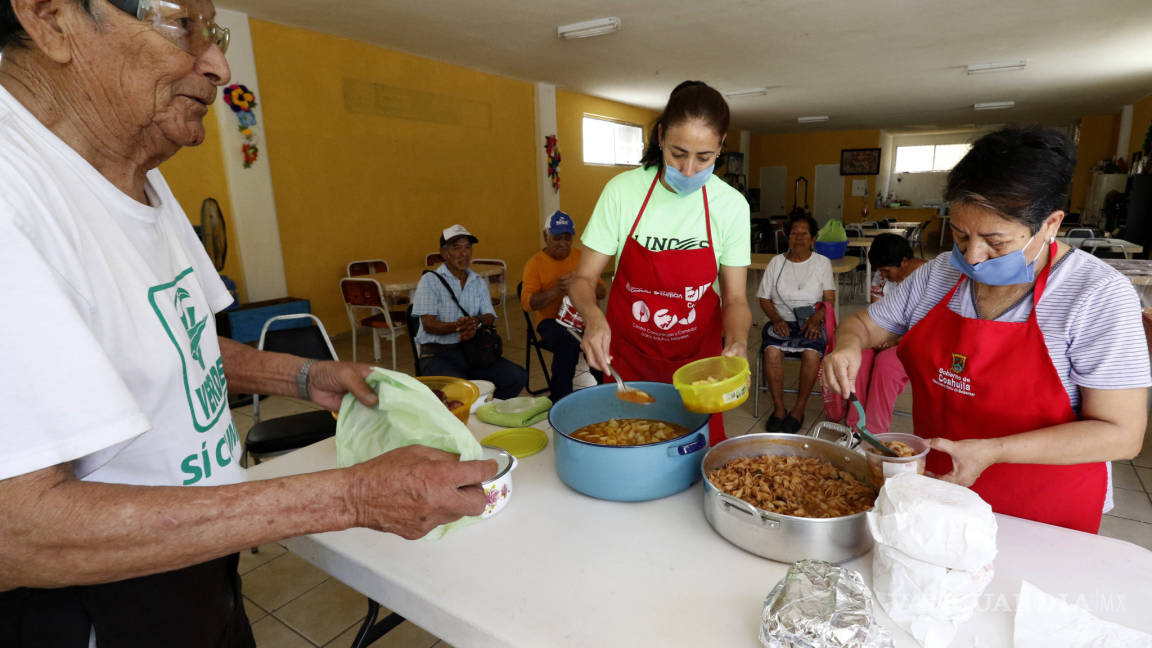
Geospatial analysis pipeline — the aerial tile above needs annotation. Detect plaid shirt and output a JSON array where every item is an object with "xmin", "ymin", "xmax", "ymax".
[{"xmin": 412, "ymin": 264, "xmax": 496, "ymax": 345}]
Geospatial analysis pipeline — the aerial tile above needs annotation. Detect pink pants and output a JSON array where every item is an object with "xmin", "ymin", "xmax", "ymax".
[{"xmin": 845, "ymin": 347, "xmax": 908, "ymax": 434}]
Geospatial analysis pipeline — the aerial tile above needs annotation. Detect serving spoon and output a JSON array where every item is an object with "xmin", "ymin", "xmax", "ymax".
[
  {"xmin": 848, "ymin": 393, "xmax": 897, "ymax": 457},
  {"xmin": 565, "ymin": 327, "xmax": 654, "ymax": 404}
]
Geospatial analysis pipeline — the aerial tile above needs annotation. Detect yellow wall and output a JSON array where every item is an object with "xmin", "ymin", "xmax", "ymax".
[
  {"xmin": 1070, "ymin": 113, "xmax": 1121, "ymax": 213},
  {"xmin": 749, "ymin": 130, "xmax": 881, "ymax": 222},
  {"xmin": 158, "ymin": 103, "xmax": 246, "ymax": 301},
  {"xmin": 248, "ymin": 19, "xmax": 539, "ymax": 334},
  {"xmin": 1129, "ymin": 91, "xmax": 1152, "ymax": 161},
  {"xmin": 555, "ymin": 90, "xmax": 660, "ymax": 232}
]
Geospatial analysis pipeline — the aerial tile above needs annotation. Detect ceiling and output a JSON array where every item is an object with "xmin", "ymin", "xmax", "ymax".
[{"xmin": 220, "ymin": 0, "xmax": 1152, "ymax": 134}]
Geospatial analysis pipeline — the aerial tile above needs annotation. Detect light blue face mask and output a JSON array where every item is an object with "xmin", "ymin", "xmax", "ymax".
[
  {"xmin": 948, "ymin": 232, "xmax": 1044, "ymax": 285},
  {"xmin": 663, "ymin": 163, "xmax": 714, "ymax": 195}
]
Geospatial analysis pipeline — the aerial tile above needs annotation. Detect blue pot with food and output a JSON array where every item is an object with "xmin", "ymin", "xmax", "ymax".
[{"xmin": 548, "ymin": 382, "xmax": 711, "ymax": 501}]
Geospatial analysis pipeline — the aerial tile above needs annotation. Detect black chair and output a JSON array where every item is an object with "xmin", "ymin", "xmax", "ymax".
[
  {"xmin": 405, "ymin": 303, "xmax": 424, "ymax": 376},
  {"xmin": 517, "ymin": 281, "xmax": 552, "ymax": 395},
  {"xmin": 243, "ymin": 314, "xmax": 339, "ymax": 466}
]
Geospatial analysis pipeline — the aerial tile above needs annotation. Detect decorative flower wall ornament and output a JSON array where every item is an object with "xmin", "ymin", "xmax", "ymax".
[
  {"xmin": 545, "ymin": 134, "xmax": 561, "ymax": 192},
  {"xmin": 223, "ymin": 83, "xmax": 260, "ymax": 168}
]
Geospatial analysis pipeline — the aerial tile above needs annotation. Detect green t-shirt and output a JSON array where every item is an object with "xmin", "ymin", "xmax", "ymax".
[{"xmin": 581, "ymin": 165, "xmax": 751, "ymax": 268}]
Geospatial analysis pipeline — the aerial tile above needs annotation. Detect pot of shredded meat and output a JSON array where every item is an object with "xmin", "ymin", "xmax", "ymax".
[{"xmin": 701, "ymin": 433, "xmax": 878, "ymax": 563}]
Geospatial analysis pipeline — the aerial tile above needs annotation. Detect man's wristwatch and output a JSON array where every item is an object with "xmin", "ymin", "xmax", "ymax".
[{"xmin": 296, "ymin": 359, "xmax": 315, "ymax": 400}]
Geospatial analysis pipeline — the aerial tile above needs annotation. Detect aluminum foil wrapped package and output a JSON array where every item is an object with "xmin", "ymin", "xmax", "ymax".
[{"xmin": 760, "ymin": 560, "xmax": 894, "ymax": 648}]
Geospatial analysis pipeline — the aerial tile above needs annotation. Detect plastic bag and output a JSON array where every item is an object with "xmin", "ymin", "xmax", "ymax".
[
  {"xmin": 336, "ymin": 368, "xmax": 484, "ymax": 539},
  {"xmin": 817, "ymin": 219, "xmax": 848, "ymax": 242}
]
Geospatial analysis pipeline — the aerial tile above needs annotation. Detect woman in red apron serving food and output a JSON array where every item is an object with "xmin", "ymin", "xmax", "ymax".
[
  {"xmin": 570, "ymin": 81, "xmax": 752, "ymax": 446},
  {"xmin": 822, "ymin": 127, "xmax": 1149, "ymax": 533}
]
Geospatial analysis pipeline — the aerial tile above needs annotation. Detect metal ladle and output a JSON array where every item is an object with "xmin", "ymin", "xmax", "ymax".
[{"xmin": 564, "ymin": 325, "xmax": 653, "ymax": 404}]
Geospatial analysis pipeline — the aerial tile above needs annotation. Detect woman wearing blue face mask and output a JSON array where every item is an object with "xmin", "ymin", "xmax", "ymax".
[
  {"xmin": 822, "ymin": 127, "xmax": 1149, "ymax": 533},
  {"xmin": 570, "ymin": 81, "xmax": 752, "ymax": 445}
]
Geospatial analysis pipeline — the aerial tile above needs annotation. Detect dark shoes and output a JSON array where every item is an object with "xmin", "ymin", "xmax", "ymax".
[
  {"xmin": 782, "ymin": 415, "xmax": 804, "ymax": 434},
  {"xmin": 764, "ymin": 415, "xmax": 786, "ymax": 432}
]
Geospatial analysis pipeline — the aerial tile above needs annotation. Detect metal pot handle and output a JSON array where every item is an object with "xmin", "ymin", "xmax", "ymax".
[
  {"xmin": 668, "ymin": 433, "xmax": 707, "ymax": 457},
  {"xmin": 716, "ymin": 493, "xmax": 781, "ymax": 529}
]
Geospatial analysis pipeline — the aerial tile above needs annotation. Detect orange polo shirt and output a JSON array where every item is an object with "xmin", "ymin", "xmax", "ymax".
[{"xmin": 520, "ymin": 248, "xmax": 584, "ymax": 324}]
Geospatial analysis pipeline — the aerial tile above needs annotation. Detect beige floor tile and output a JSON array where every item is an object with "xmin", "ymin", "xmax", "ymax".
[
  {"xmin": 244, "ymin": 597, "xmax": 268, "ymax": 625},
  {"xmin": 276, "ymin": 577, "xmax": 370, "ymax": 646},
  {"xmin": 1113, "ymin": 462, "xmax": 1144, "ymax": 491},
  {"xmin": 1135, "ymin": 465, "xmax": 1152, "ymax": 492},
  {"xmin": 251, "ymin": 615, "xmax": 314, "ymax": 648},
  {"xmin": 238, "ymin": 543, "xmax": 288, "ymax": 575},
  {"xmin": 1098, "ymin": 515, "xmax": 1152, "ymax": 552},
  {"xmin": 431, "ymin": 642, "xmax": 457, "ymax": 648},
  {"xmin": 1133, "ymin": 447, "xmax": 1152, "ymax": 469},
  {"xmin": 1109, "ymin": 487, "xmax": 1152, "ymax": 523},
  {"xmin": 242, "ymin": 553, "xmax": 329, "ymax": 612}
]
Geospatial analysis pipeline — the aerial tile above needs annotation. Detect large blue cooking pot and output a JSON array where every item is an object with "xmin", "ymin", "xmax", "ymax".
[{"xmin": 548, "ymin": 382, "xmax": 711, "ymax": 501}]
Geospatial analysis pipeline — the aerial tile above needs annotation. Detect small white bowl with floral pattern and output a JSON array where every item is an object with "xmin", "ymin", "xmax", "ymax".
[{"xmin": 480, "ymin": 445, "xmax": 518, "ymax": 518}]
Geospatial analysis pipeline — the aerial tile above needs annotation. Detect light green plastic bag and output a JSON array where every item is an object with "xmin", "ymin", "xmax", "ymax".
[
  {"xmin": 817, "ymin": 219, "xmax": 848, "ymax": 242},
  {"xmin": 336, "ymin": 368, "xmax": 484, "ymax": 539}
]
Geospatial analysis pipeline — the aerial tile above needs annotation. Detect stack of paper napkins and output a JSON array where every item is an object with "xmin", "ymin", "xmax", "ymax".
[{"xmin": 867, "ymin": 473, "xmax": 998, "ymax": 648}]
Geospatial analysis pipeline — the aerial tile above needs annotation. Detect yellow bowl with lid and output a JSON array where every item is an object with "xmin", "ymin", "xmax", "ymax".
[
  {"xmin": 672, "ymin": 356, "xmax": 750, "ymax": 414},
  {"xmin": 416, "ymin": 376, "xmax": 479, "ymax": 423}
]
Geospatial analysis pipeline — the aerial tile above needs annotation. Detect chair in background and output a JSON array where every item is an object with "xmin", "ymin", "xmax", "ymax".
[
  {"xmin": 339, "ymin": 277, "xmax": 408, "ymax": 370},
  {"xmin": 517, "ymin": 282, "xmax": 552, "ymax": 395},
  {"xmin": 244, "ymin": 314, "xmax": 339, "ymax": 466},
  {"xmin": 346, "ymin": 259, "xmax": 389, "ymax": 276},
  {"xmin": 425, "ymin": 252, "xmax": 444, "ymax": 266},
  {"xmin": 1066, "ymin": 228, "xmax": 1097, "ymax": 239},
  {"xmin": 473, "ymin": 258, "xmax": 510, "ymax": 339},
  {"xmin": 906, "ymin": 223, "xmax": 926, "ymax": 258},
  {"xmin": 405, "ymin": 303, "xmax": 423, "ymax": 376},
  {"xmin": 841, "ymin": 229, "xmax": 868, "ymax": 301},
  {"xmin": 347, "ymin": 258, "xmax": 409, "ymax": 322}
]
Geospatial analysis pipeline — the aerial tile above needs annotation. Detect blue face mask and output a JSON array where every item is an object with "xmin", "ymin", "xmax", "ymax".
[
  {"xmin": 948, "ymin": 232, "xmax": 1043, "ymax": 285},
  {"xmin": 663, "ymin": 163, "xmax": 714, "ymax": 195}
]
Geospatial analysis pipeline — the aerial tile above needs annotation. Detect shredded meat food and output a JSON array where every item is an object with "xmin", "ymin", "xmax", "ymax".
[{"xmin": 707, "ymin": 455, "xmax": 877, "ymax": 518}]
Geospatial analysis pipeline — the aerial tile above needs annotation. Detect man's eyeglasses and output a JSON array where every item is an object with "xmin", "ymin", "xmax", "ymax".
[{"xmin": 107, "ymin": 0, "xmax": 230, "ymax": 55}]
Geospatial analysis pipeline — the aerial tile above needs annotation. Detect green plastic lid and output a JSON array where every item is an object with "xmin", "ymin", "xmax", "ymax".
[{"xmin": 481, "ymin": 427, "xmax": 548, "ymax": 458}]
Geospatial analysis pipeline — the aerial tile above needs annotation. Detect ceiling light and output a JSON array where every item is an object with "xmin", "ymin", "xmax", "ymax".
[
  {"xmin": 797, "ymin": 115, "xmax": 829, "ymax": 124},
  {"xmin": 723, "ymin": 87, "xmax": 768, "ymax": 98},
  {"xmin": 557, "ymin": 17, "xmax": 621, "ymax": 39},
  {"xmin": 966, "ymin": 61, "xmax": 1027, "ymax": 75},
  {"xmin": 973, "ymin": 101, "xmax": 1015, "ymax": 111}
]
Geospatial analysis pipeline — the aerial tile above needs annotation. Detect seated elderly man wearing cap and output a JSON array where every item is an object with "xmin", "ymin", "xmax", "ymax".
[
  {"xmin": 521, "ymin": 211, "xmax": 606, "ymax": 400},
  {"xmin": 413, "ymin": 225, "xmax": 527, "ymax": 399}
]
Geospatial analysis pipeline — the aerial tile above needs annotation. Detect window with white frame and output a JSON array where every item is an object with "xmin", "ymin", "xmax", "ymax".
[
  {"xmin": 582, "ymin": 116, "xmax": 644, "ymax": 166},
  {"xmin": 893, "ymin": 143, "xmax": 972, "ymax": 173}
]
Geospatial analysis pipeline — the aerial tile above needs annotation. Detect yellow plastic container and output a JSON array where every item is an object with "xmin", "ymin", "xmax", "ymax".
[
  {"xmin": 416, "ymin": 376, "xmax": 479, "ymax": 424},
  {"xmin": 672, "ymin": 356, "xmax": 750, "ymax": 414}
]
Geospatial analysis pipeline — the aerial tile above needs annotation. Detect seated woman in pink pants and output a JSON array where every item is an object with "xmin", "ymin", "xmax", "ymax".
[{"xmin": 846, "ymin": 234, "xmax": 925, "ymax": 434}]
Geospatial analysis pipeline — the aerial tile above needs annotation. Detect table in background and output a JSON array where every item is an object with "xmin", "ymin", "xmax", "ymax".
[
  {"xmin": 365, "ymin": 263, "xmax": 503, "ymax": 299},
  {"xmin": 750, "ymin": 252, "xmax": 858, "ymax": 322},
  {"xmin": 247, "ymin": 430, "xmax": 1152, "ymax": 648},
  {"xmin": 861, "ymin": 228, "xmax": 908, "ymax": 238},
  {"xmin": 1058, "ymin": 237, "xmax": 1144, "ymax": 259}
]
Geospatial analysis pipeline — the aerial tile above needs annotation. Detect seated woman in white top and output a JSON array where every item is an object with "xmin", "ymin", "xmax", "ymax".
[{"xmin": 756, "ymin": 215, "xmax": 836, "ymax": 433}]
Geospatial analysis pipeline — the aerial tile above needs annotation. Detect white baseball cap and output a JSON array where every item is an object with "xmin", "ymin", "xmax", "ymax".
[{"xmin": 439, "ymin": 224, "xmax": 479, "ymax": 246}]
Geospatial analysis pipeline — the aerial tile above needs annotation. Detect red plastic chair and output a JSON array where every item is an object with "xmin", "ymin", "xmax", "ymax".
[{"xmin": 339, "ymin": 277, "xmax": 408, "ymax": 370}]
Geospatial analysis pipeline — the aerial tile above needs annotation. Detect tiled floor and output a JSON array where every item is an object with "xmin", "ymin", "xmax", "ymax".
[{"xmin": 234, "ymin": 243, "xmax": 1152, "ymax": 647}]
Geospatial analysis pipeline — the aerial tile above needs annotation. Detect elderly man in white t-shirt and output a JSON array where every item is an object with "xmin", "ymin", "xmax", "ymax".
[{"xmin": 0, "ymin": 1, "xmax": 494, "ymax": 644}]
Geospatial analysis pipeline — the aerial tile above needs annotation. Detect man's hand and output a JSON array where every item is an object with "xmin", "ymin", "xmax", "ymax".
[
  {"xmin": 556, "ymin": 272, "xmax": 575, "ymax": 295},
  {"xmin": 347, "ymin": 446, "xmax": 498, "ymax": 539},
  {"xmin": 308, "ymin": 361, "xmax": 378, "ymax": 411},
  {"xmin": 455, "ymin": 316, "xmax": 479, "ymax": 341}
]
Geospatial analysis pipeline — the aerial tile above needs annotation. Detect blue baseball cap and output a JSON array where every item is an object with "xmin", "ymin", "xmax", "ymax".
[{"xmin": 546, "ymin": 210, "xmax": 575, "ymax": 235}]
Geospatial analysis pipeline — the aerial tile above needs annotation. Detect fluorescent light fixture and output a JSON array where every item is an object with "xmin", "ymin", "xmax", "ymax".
[
  {"xmin": 723, "ymin": 87, "xmax": 768, "ymax": 98},
  {"xmin": 966, "ymin": 60, "xmax": 1027, "ymax": 74},
  {"xmin": 973, "ymin": 101, "xmax": 1015, "ymax": 111},
  {"xmin": 557, "ymin": 17, "xmax": 620, "ymax": 39},
  {"xmin": 797, "ymin": 115, "xmax": 829, "ymax": 124}
]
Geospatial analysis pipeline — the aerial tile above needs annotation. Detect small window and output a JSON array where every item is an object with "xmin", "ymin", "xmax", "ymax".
[
  {"xmin": 582, "ymin": 116, "xmax": 643, "ymax": 166},
  {"xmin": 893, "ymin": 143, "xmax": 972, "ymax": 173}
]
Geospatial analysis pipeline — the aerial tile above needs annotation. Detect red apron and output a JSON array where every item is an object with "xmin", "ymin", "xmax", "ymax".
[
  {"xmin": 605, "ymin": 171, "xmax": 726, "ymax": 445},
  {"xmin": 897, "ymin": 242, "xmax": 1106, "ymax": 532}
]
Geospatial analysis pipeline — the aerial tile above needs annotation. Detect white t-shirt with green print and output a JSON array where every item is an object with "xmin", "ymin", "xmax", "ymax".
[{"xmin": 0, "ymin": 86, "xmax": 244, "ymax": 488}]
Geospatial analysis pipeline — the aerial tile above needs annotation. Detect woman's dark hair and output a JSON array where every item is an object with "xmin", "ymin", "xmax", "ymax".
[
  {"xmin": 640, "ymin": 81, "xmax": 730, "ymax": 169},
  {"xmin": 868, "ymin": 233, "xmax": 914, "ymax": 268},
  {"xmin": 786, "ymin": 214, "xmax": 819, "ymax": 238},
  {"xmin": 1, "ymin": 0, "xmax": 91, "ymax": 51},
  {"xmin": 945, "ymin": 126, "xmax": 1076, "ymax": 233}
]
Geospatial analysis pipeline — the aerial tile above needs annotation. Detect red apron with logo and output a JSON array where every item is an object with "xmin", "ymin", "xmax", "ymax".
[
  {"xmin": 897, "ymin": 242, "xmax": 1106, "ymax": 532},
  {"xmin": 605, "ymin": 172, "xmax": 726, "ymax": 445}
]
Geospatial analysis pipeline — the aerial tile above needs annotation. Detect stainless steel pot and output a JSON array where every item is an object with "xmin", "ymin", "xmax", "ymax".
[{"xmin": 701, "ymin": 433, "xmax": 875, "ymax": 563}]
